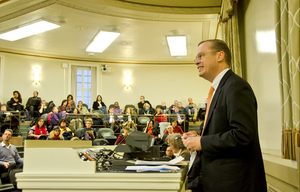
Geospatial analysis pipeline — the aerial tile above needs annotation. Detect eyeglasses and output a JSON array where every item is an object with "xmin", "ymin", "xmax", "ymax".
[{"xmin": 194, "ymin": 51, "xmax": 218, "ymax": 62}]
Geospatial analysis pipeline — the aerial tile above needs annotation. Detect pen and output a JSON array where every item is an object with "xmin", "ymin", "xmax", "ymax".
[{"xmin": 175, "ymin": 135, "xmax": 197, "ymax": 139}]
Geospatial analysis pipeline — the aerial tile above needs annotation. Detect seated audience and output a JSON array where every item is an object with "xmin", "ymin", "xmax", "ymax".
[
  {"xmin": 0, "ymin": 129, "xmax": 23, "ymax": 187},
  {"xmin": 167, "ymin": 133, "xmax": 189, "ymax": 159},
  {"xmin": 48, "ymin": 126, "xmax": 64, "ymax": 140},
  {"xmin": 164, "ymin": 146, "xmax": 175, "ymax": 159},
  {"xmin": 160, "ymin": 125, "xmax": 175, "ymax": 144},
  {"xmin": 38, "ymin": 100, "xmax": 51, "ymax": 116},
  {"xmin": 48, "ymin": 106, "xmax": 67, "ymax": 130},
  {"xmin": 144, "ymin": 120, "xmax": 159, "ymax": 137},
  {"xmin": 140, "ymin": 103, "xmax": 155, "ymax": 115},
  {"xmin": 77, "ymin": 101, "xmax": 89, "ymax": 114},
  {"xmin": 66, "ymin": 94, "xmax": 76, "ymax": 113},
  {"xmin": 171, "ymin": 106, "xmax": 189, "ymax": 132},
  {"xmin": 113, "ymin": 101, "xmax": 122, "ymax": 115},
  {"xmin": 8, "ymin": 91, "xmax": 24, "ymax": 112},
  {"xmin": 185, "ymin": 98, "xmax": 198, "ymax": 122},
  {"xmin": 160, "ymin": 101, "xmax": 170, "ymax": 114},
  {"xmin": 92, "ymin": 95, "xmax": 107, "ymax": 114},
  {"xmin": 106, "ymin": 107, "xmax": 119, "ymax": 130},
  {"xmin": 115, "ymin": 126, "xmax": 130, "ymax": 145},
  {"xmin": 178, "ymin": 101, "xmax": 188, "ymax": 114},
  {"xmin": 59, "ymin": 99, "xmax": 70, "ymax": 113},
  {"xmin": 58, "ymin": 119, "xmax": 73, "ymax": 140},
  {"xmin": 123, "ymin": 107, "xmax": 137, "ymax": 130},
  {"xmin": 138, "ymin": 95, "xmax": 152, "ymax": 109},
  {"xmin": 28, "ymin": 117, "xmax": 48, "ymax": 139},
  {"xmin": 169, "ymin": 100, "xmax": 178, "ymax": 113},
  {"xmin": 185, "ymin": 130, "xmax": 202, "ymax": 192},
  {"xmin": 154, "ymin": 108, "xmax": 166, "ymax": 123},
  {"xmin": 83, "ymin": 119, "xmax": 95, "ymax": 140},
  {"xmin": 25, "ymin": 91, "xmax": 41, "ymax": 118},
  {"xmin": 164, "ymin": 120, "xmax": 184, "ymax": 135}
]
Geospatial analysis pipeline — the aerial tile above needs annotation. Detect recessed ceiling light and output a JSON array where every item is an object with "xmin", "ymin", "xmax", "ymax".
[
  {"xmin": 166, "ymin": 36, "xmax": 187, "ymax": 56},
  {"xmin": 0, "ymin": 20, "xmax": 60, "ymax": 41},
  {"xmin": 86, "ymin": 31, "xmax": 120, "ymax": 53}
]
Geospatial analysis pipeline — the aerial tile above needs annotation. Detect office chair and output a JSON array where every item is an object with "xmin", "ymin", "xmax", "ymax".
[
  {"xmin": 98, "ymin": 128, "xmax": 117, "ymax": 139},
  {"xmin": 138, "ymin": 117, "xmax": 150, "ymax": 125},
  {"xmin": 92, "ymin": 139, "xmax": 109, "ymax": 146}
]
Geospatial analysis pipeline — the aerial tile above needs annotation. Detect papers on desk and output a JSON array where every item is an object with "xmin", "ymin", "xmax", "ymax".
[
  {"xmin": 125, "ymin": 156, "xmax": 184, "ymax": 172},
  {"xmin": 125, "ymin": 165, "xmax": 180, "ymax": 172},
  {"xmin": 135, "ymin": 156, "xmax": 184, "ymax": 165}
]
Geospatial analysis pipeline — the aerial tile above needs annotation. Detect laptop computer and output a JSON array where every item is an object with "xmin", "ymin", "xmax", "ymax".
[{"xmin": 31, "ymin": 99, "xmax": 41, "ymax": 106}]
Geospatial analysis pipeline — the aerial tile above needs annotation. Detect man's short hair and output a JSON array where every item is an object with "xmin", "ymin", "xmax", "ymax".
[
  {"xmin": 198, "ymin": 39, "xmax": 231, "ymax": 67},
  {"xmin": 4, "ymin": 129, "xmax": 13, "ymax": 135}
]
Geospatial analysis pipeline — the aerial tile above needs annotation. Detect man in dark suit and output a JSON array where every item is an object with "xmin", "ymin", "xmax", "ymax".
[{"xmin": 182, "ymin": 39, "xmax": 267, "ymax": 192}]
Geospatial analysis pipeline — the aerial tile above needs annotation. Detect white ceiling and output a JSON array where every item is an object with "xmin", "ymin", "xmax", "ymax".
[{"xmin": 0, "ymin": 0, "xmax": 222, "ymax": 64}]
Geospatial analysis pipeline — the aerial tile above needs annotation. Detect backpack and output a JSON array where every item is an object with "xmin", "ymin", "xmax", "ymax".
[{"xmin": 69, "ymin": 118, "xmax": 84, "ymax": 133}]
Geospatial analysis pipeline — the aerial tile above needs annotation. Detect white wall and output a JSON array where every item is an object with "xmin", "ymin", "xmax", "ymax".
[
  {"xmin": 238, "ymin": 0, "xmax": 281, "ymax": 150},
  {"xmin": 1, "ymin": 53, "xmax": 211, "ymax": 110}
]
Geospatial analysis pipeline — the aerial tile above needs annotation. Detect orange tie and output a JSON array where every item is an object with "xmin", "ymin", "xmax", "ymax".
[{"xmin": 201, "ymin": 86, "xmax": 215, "ymax": 136}]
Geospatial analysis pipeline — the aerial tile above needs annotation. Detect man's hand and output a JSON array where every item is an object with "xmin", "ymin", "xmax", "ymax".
[
  {"xmin": 3, "ymin": 162, "xmax": 10, "ymax": 169},
  {"xmin": 182, "ymin": 132, "xmax": 202, "ymax": 151}
]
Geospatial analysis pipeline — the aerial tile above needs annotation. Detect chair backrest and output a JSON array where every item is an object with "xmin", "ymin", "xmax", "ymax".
[
  {"xmin": 93, "ymin": 110, "xmax": 104, "ymax": 115},
  {"xmin": 83, "ymin": 103, "xmax": 89, "ymax": 110},
  {"xmin": 138, "ymin": 117, "xmax": 150, "ymax": 124},
  {"xmin": 98, "ymin": 128, "xmax": 116, "ymax": 139},
  {"xmin": 156, "ymin": 105, "xmax": 162, "ymax": 109},
  {"xmin": 92, "ymin": 139, "xmax": 108, "ymax": 146},
  {"xmin": 75, "ymin": 128, "xmax": 86, "ymax": 138}
]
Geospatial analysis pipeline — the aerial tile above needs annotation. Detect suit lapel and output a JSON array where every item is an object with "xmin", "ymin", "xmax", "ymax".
[{"xmin": 203, "ymin": 70, "xmax": 233, "ymax": 135}]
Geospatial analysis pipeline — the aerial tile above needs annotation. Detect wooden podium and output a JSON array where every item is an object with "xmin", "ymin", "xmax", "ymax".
[{"xmin": 17, "ymin": 140, "xmax": 187, "ymax": 192}]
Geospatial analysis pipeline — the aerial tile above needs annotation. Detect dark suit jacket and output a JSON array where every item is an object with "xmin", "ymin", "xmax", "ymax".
[
  {"xmin": 186, "ymin": 152, "xmax": 203, "ymax": 192},
  {"xmin": 200, "ymin": 70, "xmax": 267, "ymax": 192}
]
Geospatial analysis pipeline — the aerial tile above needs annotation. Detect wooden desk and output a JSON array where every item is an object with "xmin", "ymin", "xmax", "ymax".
[
  {"xmin": 0, "ymin": 136, "xmax": 23, "ymax": 146},
  {"xmin": 17, "ymin": 140, "xmax": 187, "ymax": 192}
]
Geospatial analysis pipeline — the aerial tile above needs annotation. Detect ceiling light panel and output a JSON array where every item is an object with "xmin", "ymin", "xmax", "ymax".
[
  {"xmin": 166, "ymin": 36, "xmax": 187, "ymax": 56},
  {"xmin": 0, "ymin": 20, "xmax": 60, "ymax": 41},
  {"xmin": 86, "ymin": 31, "xmax": 120, "ymax": 53}
]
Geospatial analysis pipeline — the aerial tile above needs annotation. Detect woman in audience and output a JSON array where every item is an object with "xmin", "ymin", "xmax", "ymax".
[
  {"xmin": 59, "ymin": 99, "xmax": 70, "ymax": 113},
  {"xmin": 141, "ymin": 103, "xmax": 155, "ymax": 115},
  {"xmin": 77, "ymin": 101, "xmax": 89, "ymax": 114},
  {"xmin": 144, "ymin": 120, "xmax": 159, "ymax": 137},
  {"xmin": 92, "ymin": 95, "xmax": 107, "ymax": 114},
  {"xmin": 67, "ymin": 94, "xmax": 76, "ymax": 112},
  {"xmin": 48, "ymin": 126, "xmax": 64, "ymax": 140},
  {"xmin": 164, "ymin": 120, "xmax": 183, "ymax": 135},
  {"xmin": 58, "ymin": 119, "xmax": 73, "ymax": 140},
  {"xmin": 154, "ymin": 108, "xmax": 166, "ymax": 123},
  {"xmin": 123, "ymin": 107, "xmax": 136, "ymax": 130},
  {"xmin": 167, "ymin": 133, "xmax": 189, "ymax": 159},
  {"xmin": 9, "ymin": 91, "xmax": 24, "ymax": 112},
  {"xmin": 39, "ymin": 100, "xmax": 50, "ymax": 116},
  {"xmin": 28, "ymin": 117, "xmax": 48, "ymax": 139},
  {"xmin": 115, "ymin": 126, "xmax": 130, "ymax": 145}
]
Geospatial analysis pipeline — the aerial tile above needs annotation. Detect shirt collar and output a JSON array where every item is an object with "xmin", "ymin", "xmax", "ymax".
[
  {"xmin": 1, "ymin": 141, "xmax": 11, "ymax": 148},
  {"xmin": 212, "ymin": 68, "xmax": 230, "ymax": 92}
]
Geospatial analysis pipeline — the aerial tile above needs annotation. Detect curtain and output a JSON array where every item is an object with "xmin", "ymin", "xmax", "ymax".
[
  {"xmin": 91, "ymin": 66, "xmax": 97, "ymax": 108},
  {"xmin": 218, "ymin": 0, "xmax": 242, "ymax": 77},
  {"xmin": 71, "ymin": 65, "xmax": 77, "ymax": 99},
  {"xmin": 275, "ymin": 0, "xmax": 300, "ymax": 160}
]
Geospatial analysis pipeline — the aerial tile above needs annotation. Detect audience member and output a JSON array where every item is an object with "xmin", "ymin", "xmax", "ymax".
[
  {"xmin": 59, "ymin": 99, "xmax": 70, "ymax": 113},
  {"xmin": 167, "ymin": 133, "xmax": 189, "ymax": 159},
  {"xmin": 123, "ymin": 107, "xmax": 136, "ymax": 130},
  {"xmin": 25, "ymin": 91, "xmax": 41, "ymax": 118},
  {"xmin": 8, "ymin": 91, "xmax": 24, "ymax": 112},
  {"xmin": 169, "ymin": 100, "xmax": 178, "ymax": 112},
  {"xmin": 164, "ymin": 146, "xmax": 175, "ymax": 159},
  {"xmin": 48, "ymin": 126, "xmax": 64, "ymax": 140},
  {"xmin": 77, "ymin": 101, "xmax": 89, "ymax": 114},
  {"xmin": 115, "ymin": 126, "xmax": 130, "ymax": 145},
  {"xmin": 0, "ymin": 129, "xmax": 23, "ymax": 187},
  {"xmin": 138, "ymin": 95, "xmax": 152, "ymax": 109},
  {"xmin": 185, "ymin": 130, "xmax": 202, "ymax": 192},
  {"xmin": 140, "ymin": 103, "xmax": 155, "ymax": 115},
  {"xmin": 28, "ymin": 117, "xmax": 48, "ymax": 139},
  {"xmin": 171, "ymin": 106, "xmax": 189, "ymax": 132},
  {"xmin": 58, "ymin": 119, "xmax": 73, "ymax": 140},
  {"xmin": 185, "ymin": 98, "xmax": 198, "ymax": 122},
  {"xmin": 83, "ymin": 119, "xmax": 95, "ymax": 140},
  {"xmin": 48, "ymin": 106, "xmax": 67, "ymax": 130},
  {"xmin": 66, "ymin": 94, "xmax": 76, "ymax": 112},
  {"xmin": 38, "ymin": 100, "xmax": 51, "ymax": 116},
  {"xmin": 144, "ymin": 120, "xmax": 159, "ymax": 137},
  {"xmin": 92, "ymin": 95, "xmax": 107, "ymax": 114},
  {"xmin": 106, "ymin": 107, "xmax": 119, "ymax": 130},
  {"xmin": 154, "ymin": 108, "xmax": 166, "ymax": 123},
  {"xmin": 113, "ymin": 101, "xmax": 122, "ymax": 115},
  {"xmin": 164, "ymin": 120, "xmax": 183, "ymax": 135},
  {"xmin": 160, "ymin": 101, "xmax": 170, "ymax": 114},
  {"xmin": 160, "ymin": 125, "xmax": 174, "ymax": 144}
]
